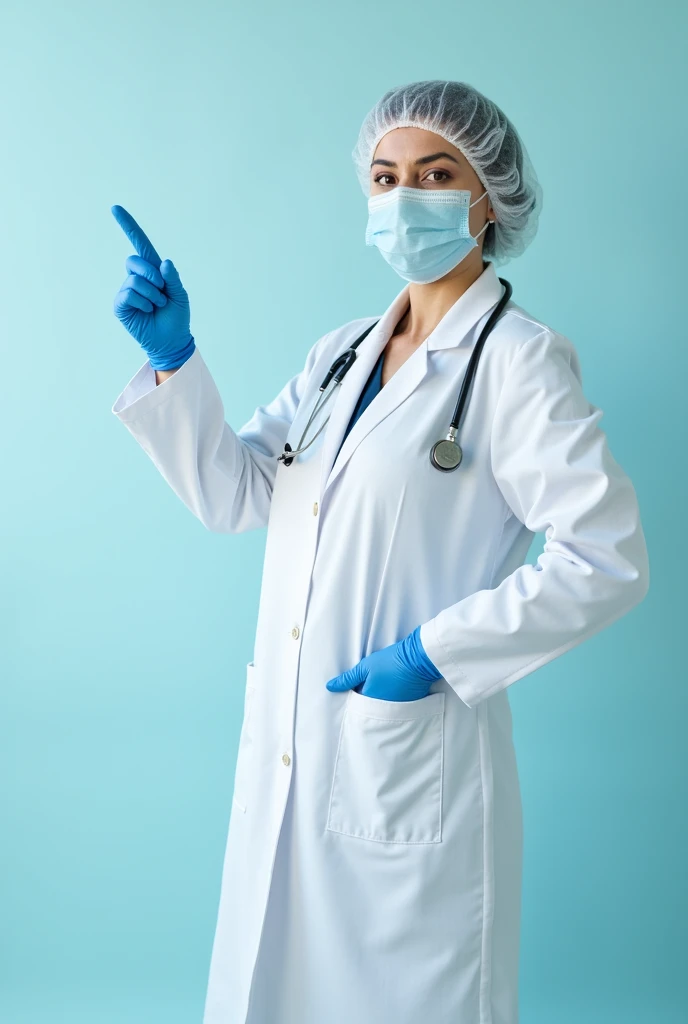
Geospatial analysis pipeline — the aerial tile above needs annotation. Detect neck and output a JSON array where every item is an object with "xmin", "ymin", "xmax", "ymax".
[{"xmin": 394, "ymin": 255, "xmax": 488, "ymax": 341}]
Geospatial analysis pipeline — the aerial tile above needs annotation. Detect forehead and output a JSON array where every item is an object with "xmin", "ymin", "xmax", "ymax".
[{"xmin": 371, "ymin": 126, "xmax": 461, "ymax": 162}]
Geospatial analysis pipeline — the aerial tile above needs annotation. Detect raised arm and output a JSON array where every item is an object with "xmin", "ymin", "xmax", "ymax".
[{"xmin": 109, "ymin": 203, "xmax": 331, "ymax": 533}]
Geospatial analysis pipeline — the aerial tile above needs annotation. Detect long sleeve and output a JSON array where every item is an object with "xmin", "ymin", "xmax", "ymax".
[
  {"xmin": 419, "ymin": 328, "xmax": 650, "ymax": 708},
  {"xmin": 111, "ymin": 332, "xmax": 332, "ymax": 533}
]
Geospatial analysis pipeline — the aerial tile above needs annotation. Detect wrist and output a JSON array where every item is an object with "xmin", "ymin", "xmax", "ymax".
[
  {"xmin": 149, "ymin": 334, "xmax": 196, "ymax": 371},
  {"xmin": 405, "ymin": 626, "xmax": 442, "ymax": 680}
]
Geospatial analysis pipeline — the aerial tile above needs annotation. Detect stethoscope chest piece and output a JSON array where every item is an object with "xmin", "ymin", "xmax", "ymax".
[{"xmin": 430, "ymin": 437, "xmax": 463, "ymax": 472}]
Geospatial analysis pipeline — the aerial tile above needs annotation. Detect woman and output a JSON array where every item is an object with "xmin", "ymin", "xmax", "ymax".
[{"xmin": 111, "ymin": 80, "xmax": 649, "ymax": 1024}]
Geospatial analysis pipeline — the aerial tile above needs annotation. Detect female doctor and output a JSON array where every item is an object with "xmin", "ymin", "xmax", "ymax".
[{"xmin": 110, "ymin": 80, "xmax": 649, "ymax": 1024}]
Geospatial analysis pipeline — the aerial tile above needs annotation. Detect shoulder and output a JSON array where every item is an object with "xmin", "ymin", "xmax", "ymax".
[
  {"xmin": 312, "ymin": 303, "xmax": 583, "ymax": 383},
  {"xmin": 324, "ymin": 316, "xmax": 381, "ymax": 352},
  {"xmin": 491, "ymin": 301, "xmax": 583, "ymax": 384}
]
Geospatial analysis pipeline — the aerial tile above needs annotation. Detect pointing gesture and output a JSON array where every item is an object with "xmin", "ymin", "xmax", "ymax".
[{"xmin": 111, "ymin": 205, "xmax": 195, "ymax": 371}]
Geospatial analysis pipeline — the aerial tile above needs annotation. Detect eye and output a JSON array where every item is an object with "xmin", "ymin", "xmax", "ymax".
[
  {"xmin": 425, "ymin": 170, "xmax": 450, "ymax": 183},
  {"xmin": 373, "ymin": 173, "xmax": 396, "ymax": 186}
]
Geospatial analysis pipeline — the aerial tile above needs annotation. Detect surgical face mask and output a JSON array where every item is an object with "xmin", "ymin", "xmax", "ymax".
[{"xmin": 365, "ymin": 186, "xmax": 491, "ymax": 284}]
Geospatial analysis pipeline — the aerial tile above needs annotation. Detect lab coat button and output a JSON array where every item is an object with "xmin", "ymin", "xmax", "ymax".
[
  {"xmin": 313, "ymin": 501, "xmax": 318, "ymax": 516},
  {"xmin": 282, "ymin": 753, "xmax": 291, "ymax": 766},
  {"xmin": 291, "ymin": 626, "xmax": 300, "ymax": 639}
]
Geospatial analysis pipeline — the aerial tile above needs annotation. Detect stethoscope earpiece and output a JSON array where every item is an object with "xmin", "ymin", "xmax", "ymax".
[{"xmin": 280, "ymin": 442, "xmax": 295, "ymax": 466}]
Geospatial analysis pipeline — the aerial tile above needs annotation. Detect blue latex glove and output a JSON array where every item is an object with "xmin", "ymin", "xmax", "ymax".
[
  {"xmin": 111, "ymin": 205, "xmax": 196, "ymax": 371},
  {"xmin": 325, "ymin": 626, "xmax": 442, "ymax": 702}
]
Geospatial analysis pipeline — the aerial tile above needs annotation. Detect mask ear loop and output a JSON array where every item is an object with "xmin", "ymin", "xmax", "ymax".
[
  {"xmin": 468, "ymin": 189, "xmax": 489, "ymax": 209},
  {"xmin": 468, "ymin": 189, "xmax": 492, "ymax": 242},
  {"xmin": 474, "ymin": 220, "xmax": 491, "ymax": 241}
]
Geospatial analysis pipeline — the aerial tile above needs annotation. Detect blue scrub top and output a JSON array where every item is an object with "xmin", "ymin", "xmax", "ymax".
[{"xmin": 334, "ymin": 349, "xmax": 385, "ymax": 465}]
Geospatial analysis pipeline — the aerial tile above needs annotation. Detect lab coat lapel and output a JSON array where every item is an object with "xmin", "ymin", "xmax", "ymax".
[
  {"xmin": 322, "ymin": 337, "xmax": 429, "ymax": 499},
  {"xmin": 425, "ymin": 261, "xmax": 505, "ymax": 351},
  {"xmin": 318, "ymin": 286, "xmax": 411, "ymax": 501}
]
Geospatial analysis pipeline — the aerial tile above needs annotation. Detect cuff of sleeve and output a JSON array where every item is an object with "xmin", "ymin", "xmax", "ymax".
[
  {"xmin": 419, "ymin": 618, "xmax": 480, "ymax": 709},
  {"xmin": 112, "ymin": 345, "xmax": 201, "ymax": 424}
]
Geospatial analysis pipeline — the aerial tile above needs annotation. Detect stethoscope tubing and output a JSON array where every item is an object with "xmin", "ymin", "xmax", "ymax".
[
  {"xmin": 278, "ymin": 278, "xmax": 512, "ymax": 468},
  {"xmin": 278, "ymin": 323, "xmax": 380, "ymax": 465},
  {"xmin": 448, "ymin": 277, "xmax": 512, "ymax": 431},
  {"xmin": 283, "ymin": 380, "xmax": 340, "ymax": 460}
]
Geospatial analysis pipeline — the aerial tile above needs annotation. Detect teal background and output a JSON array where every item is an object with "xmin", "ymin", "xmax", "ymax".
[{"xmin": 1, "ymin": 0, "xmax": 685, "ymax": 1021}]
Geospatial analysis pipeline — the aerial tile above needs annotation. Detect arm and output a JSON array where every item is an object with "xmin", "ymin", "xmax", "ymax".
[
  {"xmin": 109, "ymin": 204, "xmax": 334, "ymax": 533},
  {"xmin": 155, "ymin": 368, "xmax": 178, "ymax": 385},
  {"xmin": 112, "ymin": 333, "xmax": 331, "ymax": 534},
  {"xmin": 419, "ymin": 329, "xmax": 650, "ymax": 708}
]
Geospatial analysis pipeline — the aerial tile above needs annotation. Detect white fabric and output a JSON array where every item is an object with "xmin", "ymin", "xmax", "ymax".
[{"xmin": 112, "ymin": 261, "xmax": 649, "ymax": 1024}]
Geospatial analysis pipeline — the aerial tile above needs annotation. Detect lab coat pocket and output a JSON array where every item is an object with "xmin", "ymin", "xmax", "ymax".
[
  {"xmin": 326, "ymin": 689, "xmax": 445, "ymax": 844},
  {"xmin": 232, "ymin": 661, "xmax": 257, "ymax": 814}
]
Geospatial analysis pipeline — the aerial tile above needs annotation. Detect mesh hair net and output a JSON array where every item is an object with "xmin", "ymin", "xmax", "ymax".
[{"xmin": 352, "ymin": 80, "xmax": 542, "ymax": 264}]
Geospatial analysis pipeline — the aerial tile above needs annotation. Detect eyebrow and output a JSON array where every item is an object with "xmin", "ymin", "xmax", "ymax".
[{"xmin": 370, "ymin": 151, "xmax": 460, "ymax": 169}]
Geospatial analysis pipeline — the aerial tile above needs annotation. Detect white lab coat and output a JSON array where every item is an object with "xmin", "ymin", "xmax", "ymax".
[{"xmin": 112, "ymin": 261, "xmax": 649, "ymax": 1024}]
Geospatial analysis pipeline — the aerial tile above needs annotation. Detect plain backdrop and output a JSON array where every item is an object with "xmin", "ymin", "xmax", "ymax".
[{"xmin": 1, "ymin": 1, "xmax": 686, "ymax": 1022}]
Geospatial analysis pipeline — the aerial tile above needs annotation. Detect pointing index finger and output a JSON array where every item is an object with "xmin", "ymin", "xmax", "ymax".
[{"xmin": 111, "ymin": 205, "xmax": 162, "ymax": 268}]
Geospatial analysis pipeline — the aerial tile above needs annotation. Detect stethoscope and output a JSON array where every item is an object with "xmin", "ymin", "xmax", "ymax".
[{"xmin": 278, "ymin": 277, "xmax": 513, "ymax": 472}]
